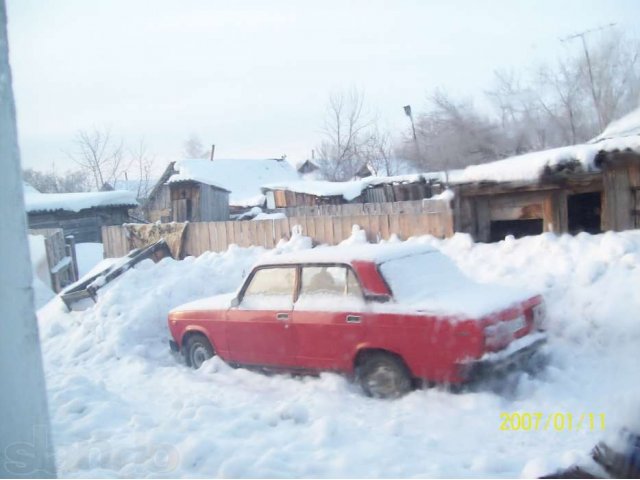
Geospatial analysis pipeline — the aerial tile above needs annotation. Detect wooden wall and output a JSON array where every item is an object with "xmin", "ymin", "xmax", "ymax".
[
  {"xmin": 199, "ymin": 185, "xmax": 229, "ymax": 221},
  {"xmin": 602, "ymin": 160, "xmax": 639, "ymax": 231},
  {"xmin": 144, "ymin": 184, "xmax": 171, "ymax": 223},
  {"xmin": 284, "ymin": 199, "xmax": 449, "ymax": 217},
  {"xmin": 102, "ymin": 205, "xmax": 454, "ymax": 259},
  {"xmin": 363, "ymin": 182, "xmax": 434, "ymax": 203},
  {"xmin": 456, "ymin": 189, "xmax": 564, "ymax": 242},
  {"xmin": 28, "ymin": 207, "xmax": 131, "ymax": 243},
  {"xmin": 271, "ymin": 189, "xmax": 345, "ymax": 208}
]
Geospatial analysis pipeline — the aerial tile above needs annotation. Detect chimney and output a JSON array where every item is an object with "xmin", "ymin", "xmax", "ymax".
[
  {"xmin": 311, "ymin": 149, "xmax": 315, "ymax": 160},
  {"xmin": 210, "ymin": 144, "xmax": 215, "ymax": 161}
]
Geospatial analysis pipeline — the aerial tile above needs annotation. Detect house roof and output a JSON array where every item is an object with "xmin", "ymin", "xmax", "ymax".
[
  {"xmin": 24, "ymin": 187, "xmax": 138, "ymax": 214},
  {"xmin": 166, "ymin": 158, "xmax": 300, "ymax": 207}
]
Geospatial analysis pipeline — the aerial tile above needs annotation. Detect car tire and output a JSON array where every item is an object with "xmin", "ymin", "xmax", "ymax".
[
  {"xmin": 184, "ymin": 334, "xmax": 214, "ymax": 369},
  {"xmin": 357, "ymin": 352, "xmax": 413, "ymax": 399}
]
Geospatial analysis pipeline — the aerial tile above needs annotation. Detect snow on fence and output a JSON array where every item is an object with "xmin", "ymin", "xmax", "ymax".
[{"xmin": 102, "ymin": 203, "xmax": 454, "ymax": 259}]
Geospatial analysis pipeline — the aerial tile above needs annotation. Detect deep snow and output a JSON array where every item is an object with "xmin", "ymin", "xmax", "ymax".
[{"xmin": 37, "ymin": 230, "xmax": 640, "ymax": 477}]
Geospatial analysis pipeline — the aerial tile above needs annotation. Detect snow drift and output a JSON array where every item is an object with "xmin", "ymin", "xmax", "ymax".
[{"xmin": 37, "ymin": 229, "xmax": 640, "ymax": 477}]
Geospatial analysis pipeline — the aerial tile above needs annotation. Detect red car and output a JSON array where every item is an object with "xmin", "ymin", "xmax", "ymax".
[{"xmin": 168, "ymin": 243, "xmax": 546, "ymax": 398}]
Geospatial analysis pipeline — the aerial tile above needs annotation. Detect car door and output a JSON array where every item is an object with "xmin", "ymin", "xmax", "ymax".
[
  {"xmin": 225, "ymin": 265, "xmax": 297, "ymax": 367},
  {"xmin": 291, "ymin": 264, "xmax": 368, "ymax": 371}
]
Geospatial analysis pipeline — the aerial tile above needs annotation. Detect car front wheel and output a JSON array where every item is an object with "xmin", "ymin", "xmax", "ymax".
[
  {"xmin": 357, "ymin": 352, "xmax": 412, "ymax": 399},
  {"xmin": 184, "ymin": 334, "xmax": 214, "ymax": 369}
]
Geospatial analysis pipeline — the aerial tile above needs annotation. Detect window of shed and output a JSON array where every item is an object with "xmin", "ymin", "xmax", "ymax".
[
  {"xmin": 489, "ymin": 219, "xmax": 543, "ymax": 242},
  {"xmin": 568, "ymin": 192, "xmax": 602, "ymax": 235}
]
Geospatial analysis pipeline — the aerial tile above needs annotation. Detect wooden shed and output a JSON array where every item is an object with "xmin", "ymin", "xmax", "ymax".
[
  {"xmin": 145, "ymin": 158, "xmax": 299, "ymax": 221},
  {"xmin": 452, "ymin": 148, "xmax": 640, "ymax": 242},
  {"xmin": 168, "ymin": 181, "xmax": 230, "ymax": 222}
]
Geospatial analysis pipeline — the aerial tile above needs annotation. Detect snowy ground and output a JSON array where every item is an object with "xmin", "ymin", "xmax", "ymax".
[
  {"xmin": 37, "ymin": 230, "xmax": 640, "ymax": 478},
  {"xmin": 75, "ymin": 243, "xmax": 105, "ymax": 278}
]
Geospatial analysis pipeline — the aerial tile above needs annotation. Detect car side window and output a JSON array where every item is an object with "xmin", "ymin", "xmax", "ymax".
[
  {"xmin": 299, "ymin": 266, "xmax": 363, "ymax": 299},
  {"xmin": 241, "ymin": 267, "xmax": 296, "ymax": 309}
]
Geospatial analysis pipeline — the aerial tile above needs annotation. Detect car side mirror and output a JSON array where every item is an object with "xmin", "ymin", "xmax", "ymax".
[{"xmin": 230, "ymin": 296, "xmax": 240, "ymax": 308}]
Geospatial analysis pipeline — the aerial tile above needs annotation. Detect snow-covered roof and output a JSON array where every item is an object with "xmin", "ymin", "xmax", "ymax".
[
  {"xmin": 24, "ymin": 187, "xmax": 138, "ymax": 213},
  {"xmin": 262, "ymin": 180, "xmax": 367, "ymax": 201},
  {"xmin": 262, "ymin": 171, "xmax": 450, "ymax": 201},
  {"xmin": 264, "ymin": 131, "xmax": 640, "ymax": 200},
  {"xmin": 259, "ymin": 241, "xmax": 437, "ymax": 265},
  {"xmin": 455, "ymin": 134, "xmax": 640, "ymax": 184},
  {"xmin": 592, "ymin": 106, "xmax": 640, "ymax": 141},
  {"xmin": 167, "ymin": 158, "xmax": 300, "ymax": 207}
]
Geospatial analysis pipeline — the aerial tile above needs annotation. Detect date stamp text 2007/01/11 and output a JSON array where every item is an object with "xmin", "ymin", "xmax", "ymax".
[{"xmin": 500, "ymin": 413, "xmax": 605, "ymax": 431}]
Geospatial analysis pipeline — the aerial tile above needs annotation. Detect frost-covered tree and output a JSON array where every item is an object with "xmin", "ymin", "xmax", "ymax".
[
  {"xmin": 23, "ymin": 167, "xmax": 90, "ymax": 193},
  {"xmin": 316, "ymin": 89, "xmax": 399, "ymax": 180},
  {"xmin": 68, "ymin": 127, "xmax": 128, "ymax": 190},
  {"xmin": 399, "ymin": 31, "xmax": 640, "ymax": 171}
]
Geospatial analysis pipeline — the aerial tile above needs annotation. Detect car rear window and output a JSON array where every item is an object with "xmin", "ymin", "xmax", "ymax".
[{"xmin": 379, "ymin": 251, "xmax": 469, "ymax": 304}]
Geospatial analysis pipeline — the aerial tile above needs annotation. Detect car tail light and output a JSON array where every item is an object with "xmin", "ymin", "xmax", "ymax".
[
  {"xmin": 485, "ymin": 314, "xmax": 526, "ymax": 350},
  {"xmin": 531, "ymin": 302, "xmax": 547, "ymax": 330}
]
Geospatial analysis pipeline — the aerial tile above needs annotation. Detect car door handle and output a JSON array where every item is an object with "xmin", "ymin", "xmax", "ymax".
[
  {"xmin": 346, "ymin": 315, "xmax": 361, "ymax": 324},
  {"xmin": 276, "ymin": 313, "xmax": 289, "ymax": 321}
]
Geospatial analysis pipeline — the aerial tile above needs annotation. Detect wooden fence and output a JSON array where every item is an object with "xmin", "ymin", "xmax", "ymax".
[
  {"xmin": 282, "ymin": 199, "xmax": 446, "ymax": 217},
  {"xmin": 103, "ymin": 202, "xmax": 453, "ymax": 259},
  {"xmin": 29, "ymin": 228, "xmax": 79, "ymax": 292}
]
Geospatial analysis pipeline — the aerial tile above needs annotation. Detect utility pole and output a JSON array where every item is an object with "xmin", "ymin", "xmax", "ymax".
[
  {"xmin": 561, "ymin": 23, "xmax": 616, "ymax": 131},
  {"xmin": 0, "ymin": 1, "xmax": 57, "ymax": 477},
  {"xmin": 403, "ymin": 105, "xmax": 422, "ymax": 165}
]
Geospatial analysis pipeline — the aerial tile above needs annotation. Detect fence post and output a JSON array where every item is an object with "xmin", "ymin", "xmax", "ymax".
[{"xmin": 65, "ymin": 235, "xmax": 79, "ymax": 282}]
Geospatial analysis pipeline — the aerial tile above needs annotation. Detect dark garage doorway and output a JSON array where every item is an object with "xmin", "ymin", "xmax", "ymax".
[
  {"xmin": 568, "ymin": 192, "xmax": 602, "ymax": 235},
  {"xmin": 489, "ymin": 219, "xmax": 543, "ymax": 242}
]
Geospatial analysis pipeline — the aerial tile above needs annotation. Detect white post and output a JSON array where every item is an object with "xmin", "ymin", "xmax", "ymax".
[{"xmin": 0, "ymin": 1, "xmax": 57, "ymax": 477}]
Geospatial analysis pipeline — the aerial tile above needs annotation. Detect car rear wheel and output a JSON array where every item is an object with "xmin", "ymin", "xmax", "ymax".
[
  {"xmin": 357, "ymin": 352, "xmax": 412, "ymax": 399},
  {"xmin": 184, "ymin": 334, "xmax": 214, "ymax": 369}
]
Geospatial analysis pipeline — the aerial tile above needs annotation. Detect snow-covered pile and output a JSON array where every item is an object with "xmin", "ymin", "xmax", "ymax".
[
  {"xmin": 37, "ymin": 230, "xmax": 640, "ymax": 477},
  {"xmin": 24, "ymin": 187, "xmax": 137, "ymax": 213},
  {"xmin": 168, "ymin": 158, "xmax": 300, "ymax": 207},
  {"xmin": 592, "ymin": 106, "xmax": 640, "ymax": 141}
]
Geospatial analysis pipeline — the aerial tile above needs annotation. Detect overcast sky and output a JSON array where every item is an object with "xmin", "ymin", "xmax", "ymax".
[{"xmin": 6, "ymin": 0, "xmax": 639, "ymax": 176}]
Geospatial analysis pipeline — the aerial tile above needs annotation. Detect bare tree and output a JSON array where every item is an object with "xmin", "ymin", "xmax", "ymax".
[
  {"xmin": 23, "ymin": 167, "xmax": 90, "ymax": 193},
  {"xmin": 316, "ymin": 89, "xmax": 399, "ymax": 180},
  {"xmin": 129, "ymin": 138, "xmax": 156, "ymax": 200},
  {"xmin": 68, "ymin": 128, "xmax": 128, "ymax": 190},
  {"xmin": 401, "ymin": 31, "xmax": 640, "ymax": 172},
  {"xmin": 183, "ymin": 133, "xmax": 208, "ymax": 159},
  {"xmin": 398, "ymin": 90, "xmax": 505, "ymax": 171},
  {"xmin": 361, "ymin": 127, "xmax": 396, "ymax": 176}
]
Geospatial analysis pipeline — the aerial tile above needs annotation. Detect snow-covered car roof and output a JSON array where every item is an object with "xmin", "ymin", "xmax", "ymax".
[{"xmin": 256, "ymin": 242, "xmax": 437, "ymax": 266}]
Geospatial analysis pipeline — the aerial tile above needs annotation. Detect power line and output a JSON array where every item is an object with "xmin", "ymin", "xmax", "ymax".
[{"xmin": 560, "ymin": 23, "xmax": 617, "ymax": 131}]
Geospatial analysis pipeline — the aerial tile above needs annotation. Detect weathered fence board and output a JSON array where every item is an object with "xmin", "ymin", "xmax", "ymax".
[
  {"xmin": 283, "ymin": 199, "xmax": 446, "ymax": 217},
  {"xmin": 29, "ymin": 228, "xmax": 79, "ymax": 292},
  {"xmin": 103, "ymin": 203, "xmax": 453, "ymax": 259}
]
